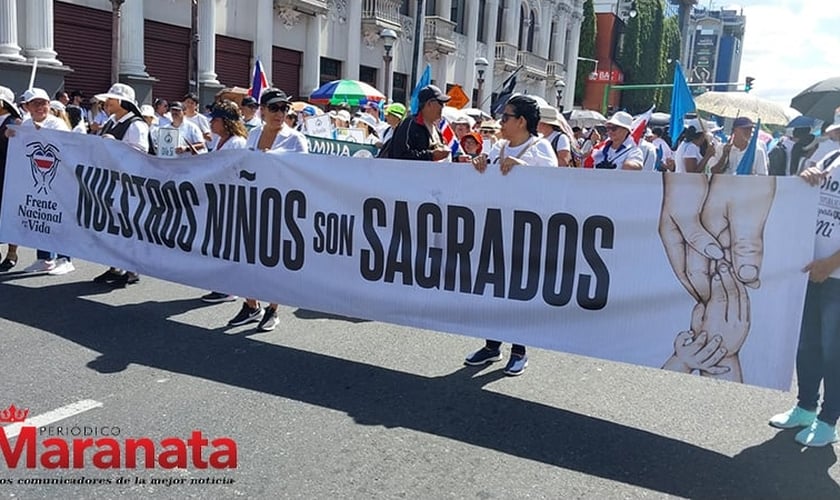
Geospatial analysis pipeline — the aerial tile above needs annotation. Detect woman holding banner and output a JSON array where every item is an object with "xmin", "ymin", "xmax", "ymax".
[
  {"xmin": 465, "ymin": 95, "xmax": 557, "ymax": 376},
  {"xmin": 227, "ymin": 88, "xmax": 308, "ymax": 332},
  {"xmin": 200, "ymin": 100, "xmax": 249, "ymax": 304}
]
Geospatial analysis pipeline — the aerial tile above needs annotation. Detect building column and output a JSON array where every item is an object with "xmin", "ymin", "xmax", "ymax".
[
  {"xmin": 345, "ymin": 1, "xmax": 361, "ymax": 79},
  {"xmin": 119, "ymin": 0, "xmax": 147, "ymax": 77},
  {"xmin": 464, "ymin": 0, "xmax": 479, "ymax": 103},
  {"xmin": 197, "ymin": 0, "xmax": 218, "ymax": 84},
  {"xmin": 21, "ymin": 0, "xmax": 60, "ymax": 64},
  {"xmin": 254, "ymin": 0, "xmax": 273, "ymax": 82},
  {"xmin": 0, "ymin": 0, "xmax": 24, "ymax": 61},
  {"xmin": 482, "ymin": 0, "xmax": 499, "ymax": 112},
  {"xmin": 537, "ymin": 3, "xmax": 552, "ymax": 59},
  {"xmin": 563, "ymin": 13, "xmax": 582, "ymax": 110},
  {"xmin": 554, "ymin": 6, "xmax": 569, "ymax": 66},
  {"xmin": 302, "ymin": 13, "xmax": 322, "ymax": 97},
  {"xmin": 504, "ymin": 0, "xmax": 520, "ymax": 45}
]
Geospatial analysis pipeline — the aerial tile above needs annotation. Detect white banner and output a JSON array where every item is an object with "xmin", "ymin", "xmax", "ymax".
[{"xmin": 1, "ymin": 128, "xmax": 819, "ymax": 389}]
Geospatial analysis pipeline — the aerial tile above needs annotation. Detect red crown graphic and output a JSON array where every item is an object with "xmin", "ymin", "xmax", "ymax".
[{"xmin": 0, "ymin": 404, "xmax": 30, "ymax": 424}]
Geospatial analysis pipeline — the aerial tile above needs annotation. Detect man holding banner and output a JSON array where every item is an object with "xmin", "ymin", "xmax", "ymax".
[{"xmin": 710, "ymin": 117, "xmax": 768, "ymax": 175}]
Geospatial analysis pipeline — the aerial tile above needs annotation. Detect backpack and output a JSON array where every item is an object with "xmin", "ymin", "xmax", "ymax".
[
  {"xmin": 377, "ymin": 137, "xmax": 393, "ymax": 159},
  {"xmin": 768, "ymin": 142, "xmax": 787, "ymax": 176}
]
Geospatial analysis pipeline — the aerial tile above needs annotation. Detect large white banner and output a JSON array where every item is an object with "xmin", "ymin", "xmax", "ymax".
[{"xmin": 1, "ymin": 128, "xmax": 818, "ymax": 389}]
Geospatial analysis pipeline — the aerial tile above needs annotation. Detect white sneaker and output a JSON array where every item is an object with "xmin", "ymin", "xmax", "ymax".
[
  {"xmin": 48, "ymin": 258, "xmax": 75, "ymax": 276},
  {"xmin": 23, "ymin": 259, "xmax": 56, "ymax": 273}
]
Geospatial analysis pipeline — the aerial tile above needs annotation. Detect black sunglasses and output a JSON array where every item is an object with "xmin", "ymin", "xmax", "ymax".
[
  {"xmin": 267, "ymin": 103, "xmax": 289, "ymax": 114},
  {"xmin": 500, "ymin": 113, "xmax": 518, "ymax": 123}
]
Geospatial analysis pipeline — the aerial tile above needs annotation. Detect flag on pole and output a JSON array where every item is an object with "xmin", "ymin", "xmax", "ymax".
[
  {"xmin": 736, "ymin": 119, "xmax": 761, "ymax": 175},
  {"xmin": 410, "ymin": 64, "xmax": 432, "ymax": 115},
  {"xmin": 438, "ymin": 118, "xmax": 460, "ymax": 159},
  {"xmin": 249, "ymin": 59, "xmax": 269, "ymax": 100},
  {"xmin": 491, "ymin": 69, "xmax": 521, "ymax": 116},
  {"xmin": 631, "ymin": 106, "xmax": 655, "ymax": 145},
  {"xmin": 669, "ymin": 61, "xmax": 695, "ymax": 145}
]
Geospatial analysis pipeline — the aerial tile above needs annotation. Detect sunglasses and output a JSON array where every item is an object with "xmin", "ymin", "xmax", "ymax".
[
  {"xmin": 500, "ymin": 113, "xmax": 518, "ymax": 123},
  {"xmin": 267, "ymin": 103, "xmax": 289, "ymax": 114},
  {"xmin": 604, "ymin": 125, "xmax": 618, "ymax": 131}
]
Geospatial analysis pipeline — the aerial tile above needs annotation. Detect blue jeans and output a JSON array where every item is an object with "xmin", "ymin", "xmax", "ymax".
[{"xmin": 796, "ymin": 278, "xmax": 840, "ymax": 425}]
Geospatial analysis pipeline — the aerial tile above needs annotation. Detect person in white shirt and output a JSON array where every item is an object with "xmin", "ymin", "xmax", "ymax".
[
  {"xmin": 710, "ymin": 116, "xmax": 768, "ymax": 175},
  {"xmin": 153, "ymin": 98, "xmax": 172, "ymax": 128},
  {"xmin": 239, "ymin": 96, "xmax": 262, "ymax": 131},
  {"xmin": 465, "ymin": 94, "xmax": 558, "ymax": 376},
  {"xmin": 804, "ymin": 113, "xmax": 840, "ymax": 169},
  {"xmin": 537, "ymin": 105, "xmax": 575, "ymax": 166},
  {"xmin": 182, "ymin": 92, "xmax": 212, "ymax": 144},
  {"xmin": 167, "ymin": 101, "xmax": 206, "ymax": 155},
  {"xmin": 20, "ymin": 88, "xmax": 70, "ymax": 131},
  {"xmin": 590, "ymin": 111, "xmax": 644, "ymax": 170},
  {"xmin": 198, "ymin": 100, "xmax": 249, "ymax": 305},
  {"xmin": 230, "ymin": 88, "xmax": 308, "ymax": 333},
  {"xmin": 673, "ymin": 123, "xmax": 716, "ymax": 173}
]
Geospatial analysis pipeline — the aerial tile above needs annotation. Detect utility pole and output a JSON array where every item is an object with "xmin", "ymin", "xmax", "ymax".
[
  {"xmin": 110, "ymin": 0, "xmax": 125, "ymax": 83},
  {"xmin": 189, "ymin": 0, "xmax": 199, "ymax": 95}
]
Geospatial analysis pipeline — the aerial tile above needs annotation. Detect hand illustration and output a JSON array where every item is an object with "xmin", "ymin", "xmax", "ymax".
[
  {"xmin": 659, "ymin": 174, "xmax": 724, "ymax": 302},
  {"xmin": 701, "ymin": 175, "xmax": 776, "ymax": 288},
  {"xmin": 662, "ymin": 330, "xmax": 730, "ymax": 375}
]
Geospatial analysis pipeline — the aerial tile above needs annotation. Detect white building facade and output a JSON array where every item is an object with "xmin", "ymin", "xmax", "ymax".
[{"xmin": 0, "ymin": 0, "xmax": 584, "ymax": 112}]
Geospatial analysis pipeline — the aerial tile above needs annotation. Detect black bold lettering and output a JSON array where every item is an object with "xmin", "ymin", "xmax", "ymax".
[
  {"xmin": 508, "ymin": 210, "xmax": 542, "ymax": 301},
  {"xmin": 415, "ymin": 202, "xmax": 442, "ymax": 289},
  {"xmin": 283, "ymin": 190, "xmax": 306, "ymax": 271},
  {"xmin": 543, "ymin": 213, "xmax": 578, "ymax": 307},
  {"xmin": 360, "ymin": 198, "xmax": 385, "ymax": 281},
  {"xmin": 258, "ymin": 188, "xmax": 282, "ymax": 267},
  {"xmin": 384, "ymin": 201, "xmax": 413, "ymax": 285},
  {"xmin": 577, "ymin": 216, "xmax": 613, "ymax": 310},
  {"xmin": 444, "ymin": 205, "xmax": 475, "ymax": 292},
  {"xmin": 178, "ymin": 182, "xmax": 198, "ymax": 252},
  {"xmin": 473, "ymin": 208, "xmax": 506, "ymax": 297}
]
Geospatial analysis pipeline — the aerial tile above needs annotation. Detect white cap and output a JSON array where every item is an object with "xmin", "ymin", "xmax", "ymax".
[
  {"xmin": 95, "ymin": 83, "xmax": 136, "ymax": 103},
  {"xmin": 23, "ymin": 88, "xmax": 50, "ymax": 103},
  {"xmin": 140, "ymin": 104, "xmax": 155, "ymax": 117}
]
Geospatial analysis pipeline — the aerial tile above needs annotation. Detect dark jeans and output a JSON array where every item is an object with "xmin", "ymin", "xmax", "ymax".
[
  {"xmin": 485, "ymin": 340, "xmax": 526, "ymax": 356},
  {"xmin": 36, "ymin": 250, "xmax": 70, "ymax": 261},
  {"xmin": 796, "ymin": 278, "xmax": 840, "ymax": 425}
]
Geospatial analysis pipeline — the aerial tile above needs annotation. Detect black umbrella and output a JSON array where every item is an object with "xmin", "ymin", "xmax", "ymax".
[{"xmin": 790, "ymin": 76, "xmax": 840, "ymax": 126}]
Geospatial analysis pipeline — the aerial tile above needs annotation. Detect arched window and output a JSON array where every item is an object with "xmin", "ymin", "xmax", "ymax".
[
  {"xmin": 496, "ymin": 0, "xmax": 504, "ymax": 42},
  {"xmin": 518, "ymin": 5, "xmax": 527, "ymax": 49},
  {"xmin": 426, "ymin": 0, "xmax": 437, "ymax": 16},
  {"xmin": 527, "ymin": 9, "xmax": 536, "ymax": 52},
  {"xmin": 549, "ymin": 20, "xmax": 557, "ymax": 59}
]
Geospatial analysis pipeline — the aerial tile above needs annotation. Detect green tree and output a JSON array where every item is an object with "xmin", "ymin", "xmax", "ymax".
[
  {"xmin": 575, "ymin": 0, "xmax": 597, "ymax": 105},
  {"xmin": 656, "ymin": 16, "xmax": 682, "ymax": 113},
  {"xmin": 617, "ymin": 0, "xmax": 666, "ymax": 114}
]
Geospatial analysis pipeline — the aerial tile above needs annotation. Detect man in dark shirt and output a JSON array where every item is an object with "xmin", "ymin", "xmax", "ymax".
[{"xmin": 389, "ymin": 85, "xmax": 451, "ymax": 162}]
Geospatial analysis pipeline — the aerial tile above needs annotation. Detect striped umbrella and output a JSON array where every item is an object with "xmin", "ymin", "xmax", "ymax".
[{"xmin": 309, "ymin": 80, "xmax": 386, "ymax": 106}]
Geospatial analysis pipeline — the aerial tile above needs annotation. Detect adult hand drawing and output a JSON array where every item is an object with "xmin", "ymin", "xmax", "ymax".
[
  {"xmin": 701, "ymin": 175, "xmax": 776, "ymax": 288},
  {"xmin": 658, "ymin": 174, "xmax": 724, "ymax": 302}
]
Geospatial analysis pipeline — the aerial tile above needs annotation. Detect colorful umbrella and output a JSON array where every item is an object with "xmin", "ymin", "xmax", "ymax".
[{"xmin": 309, "ymin": 80, "xmax": 386, "ymax": 106}]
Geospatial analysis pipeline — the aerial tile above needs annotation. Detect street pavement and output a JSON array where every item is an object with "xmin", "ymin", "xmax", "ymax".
[{"xmin": 1, "ymin": 248, "xmax": 839, "ymax": 499}]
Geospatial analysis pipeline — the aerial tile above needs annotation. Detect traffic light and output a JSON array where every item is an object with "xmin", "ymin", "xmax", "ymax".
[{"xmin": 745, "ymin": 76, "xmax": 755, "ymax": 93}]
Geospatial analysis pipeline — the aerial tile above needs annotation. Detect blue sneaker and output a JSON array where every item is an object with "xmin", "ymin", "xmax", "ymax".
[
  {"xmin": 464, "ymin": 347, "xmax": 503, "ymax": 366},
  {"xmin": 503, "ymin": 354, "xmax": 528, "ymax": 376},
  {"xmin": 795, "ymin": 419, "xmax": 839, "ymax": 447},
  {"xmin": 768, "ymin": 406, "xmax": 817, "ymax": 429}
]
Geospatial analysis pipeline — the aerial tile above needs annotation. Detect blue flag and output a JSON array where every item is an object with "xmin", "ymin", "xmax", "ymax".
[
  {"xmin": 654, "ymin": 145, "xmax": 664, "ymax": 172},
  {"xmin": 410, "ymin": 64, "xmax": 432, "ymax": 115},
  {"xmin": 669, "ymin": 62, "xmax": 696, "ymax": 145},
  {"xmin": 736, "ymin": 119, "xmax": 761, "ymax": 175}
]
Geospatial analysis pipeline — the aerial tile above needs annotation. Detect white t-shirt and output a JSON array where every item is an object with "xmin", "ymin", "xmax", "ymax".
[
  {"xmin": 185, "ymin": 112, "xmax": 211, "ymax": 136},
  {"xmin": 215, "ymin": 135, "xmax": 247, "ymax": 151},
  {"xmin": 638, "ymin": 139, "xmax": 658, "ymax": 171},
  {"xmin": 806, "ymin": 138, "xmax": 840, "ymax": 169},
  {"xmin": 487, "ymin": 136, "xmax": 559, "ymax": 168},
  {"xmin": 22, "ymin": 114, "xmax": 70, "ymax": 131},
  {"xmin": 245, "ymin": 125, "xmax": 309, "ymax": 154},
  {"xmin": 674, "ymin": 141, "xmax": 702, "ymax": 173},
  {"xmin": 814, "ymin": 151, "xmax": 840, "ymax": 279},
  {"xmin": 720, "ymin": 143, "xmax": 769, "ymax": 175},
  {"xmin": 545, "ymin": 130, "xmax": 571, "ymax": 152},
  {"xmin": 650, "ymin": 137, "xmax": 673, "ymax": 161},
  {"xmin": 170, "ymin": 119, "xmax": 205, "ymax": 156},
  {"xmin": 590, "ymin": 136, "xmax": 644, "ymax": 170}
]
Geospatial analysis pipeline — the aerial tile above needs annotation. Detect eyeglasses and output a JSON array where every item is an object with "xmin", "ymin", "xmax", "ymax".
[
  {"xmin": 267, "ymin": 103, "xmax": 289, "ymax": 114},
  {"xmin": 500, "ymin": 113, "xmax": 518, "ymax": 123},
  {"xmin": 604, "ymin": 125, "xmax": 618, "ymax": 132}
]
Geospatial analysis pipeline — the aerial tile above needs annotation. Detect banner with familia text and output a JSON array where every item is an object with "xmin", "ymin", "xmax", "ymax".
[{"xmin": 1, "ymin": 127, "xmax": 819, "ymax": 390}]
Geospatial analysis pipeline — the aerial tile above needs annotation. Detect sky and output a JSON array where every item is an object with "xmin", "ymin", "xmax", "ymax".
[{"xmin": 731, "ymin": 0, "xmax": 838, "ymax": 106}]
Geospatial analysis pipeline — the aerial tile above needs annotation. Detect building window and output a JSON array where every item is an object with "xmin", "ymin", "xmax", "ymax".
[
  {"xmin": 400, "ymin": 0, "xmax": 409, "ymax": 16},
  {"xmin": 393, "ymin": 72, "xmax": 408, "ymax": 106},
  {"xmin": 549, "ymin": 20, "xmax": 557, "ymax": 60},
  {"xmin": 426, "ymin": 0, "xmax": 436, "ymax": 16},
  {"xmin": 320, "ymin": 57, "xmax": 342, "ymax": 86},
  {"xmin": 451, "ymin": 0, "xmax": 466, "ymax": 34},
  {"xmin": 496, "ymin": 0, "xmax": 504, "ymax": 42},
  {"xmin": 518, "ymin": 5, "xmax": 527, "ymax": 49},
  {"xmin": 359, "ymin": 65, "xmax": 377, "ymax": 88},
  {"xmin": 477, "ymin": 0, "xmax": 487, "ymax": 42},
  {"xmin": 527, "ymin": 10, "xmax": 536, "ymax": 52}
]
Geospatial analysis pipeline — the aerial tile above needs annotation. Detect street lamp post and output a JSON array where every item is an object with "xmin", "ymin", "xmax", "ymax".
[
  {"xmin": 110, "ymin": 0, "xmax": 125, "ymax": 83},
  {"xmin": 474, "ymin": 57, "xmax": 488, "ymax": 109},
  {"xmin": 555, "ymin": 80, "xmax": 566, "ymax": 111},
  {"xmin": 380, "ymin": 29, "xmax": 397, "ymax": 100}
]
